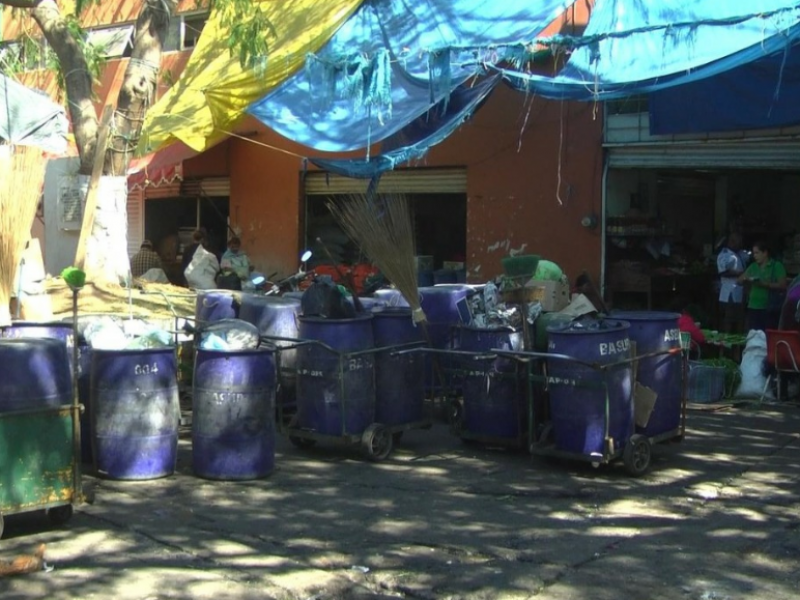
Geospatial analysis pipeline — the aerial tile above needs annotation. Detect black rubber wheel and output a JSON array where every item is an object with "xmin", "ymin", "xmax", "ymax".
[
  {"xmin": 623, "ymin": 434, "xmax": 652, "ymax": 477},
  {"xmin": 48, "ymin": 504, "xmax": 74, "ymax": 526},
  {"xmin": 289, "ymin": 435, "xmax": 317, "ymax": 449},
  {"xmin": 361, "ymin": 423, "xmax": 393, "ymax": 461}
]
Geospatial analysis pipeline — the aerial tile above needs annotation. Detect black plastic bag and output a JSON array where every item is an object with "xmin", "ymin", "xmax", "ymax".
[{"xmin": 301, "ymin": 276, "xmax": 356, "ymax": 319}]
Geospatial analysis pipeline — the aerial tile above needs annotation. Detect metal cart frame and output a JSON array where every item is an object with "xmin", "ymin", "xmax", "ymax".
[{"xmin": 262, "ymin": 335, "xmax": 430, "ymax": 461}]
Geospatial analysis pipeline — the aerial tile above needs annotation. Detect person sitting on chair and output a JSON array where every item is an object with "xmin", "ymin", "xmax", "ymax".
[{"xmin": 130, "ymin": 240, "xmax": 164, "ymax": 278}]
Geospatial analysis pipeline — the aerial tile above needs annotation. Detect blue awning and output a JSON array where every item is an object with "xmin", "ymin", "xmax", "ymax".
[
  {"xmin": 501, "ymin": 0, "xmax": 800, "ymax": 101},
  {"xmin": 247, "ymin": 0, "xmax": 575, "ymax": 152},
  {"xmin": 309, "ymin": 75, "xmax": 500, "ymax": 179},
  {"xmin": 649, "ymin": 41, "xmax": 800, "ymax": 134}
]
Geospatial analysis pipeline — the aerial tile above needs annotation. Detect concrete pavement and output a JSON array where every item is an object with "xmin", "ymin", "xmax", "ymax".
[{"xmin": 2, "ymin": 403, "xmax": 800, "ymax": 600}]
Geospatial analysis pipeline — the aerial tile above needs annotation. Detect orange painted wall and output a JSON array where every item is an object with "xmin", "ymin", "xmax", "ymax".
[
  {"xmin": 224, "ymin": 117, "xmax": 383, "ymax": 278},
  {"xmin": 429, "ymin": 84, "xmax": 604, "ymax": 284},
  {"xmin": 227, "ymin": 127, "xmax": 305, "ymax": 279},
  {"xmin": 229, "ymin": 86, "xmax": 604, "ymax": 285}
]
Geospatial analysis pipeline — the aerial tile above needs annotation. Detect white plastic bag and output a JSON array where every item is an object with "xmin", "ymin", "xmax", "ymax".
[
  {"xmin": 735, "ymin": 329, "xmax": 771, "ymax": 399},
  {"xmin": 185, "ymin": 246, "xmax": 219, "ymax": 290},
  {"xmin": 84, "ymin": 317, "xmax": 128, "ymax": 350}
]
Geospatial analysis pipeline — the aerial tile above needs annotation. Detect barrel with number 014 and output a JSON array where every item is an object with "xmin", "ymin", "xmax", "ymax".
[{"xmin": 91, "ymin": 348, "xmax": 180, "ymax": 480}]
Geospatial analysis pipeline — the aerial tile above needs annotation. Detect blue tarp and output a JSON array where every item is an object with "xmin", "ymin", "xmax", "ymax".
[
  {"xmin": 309, "ymin": 75, "xmax": 500, "ymax": 178},
  {"xmin": 247, "ymin": 0, "xmax": 574, "ymax": 152},
  {"xmin": 649, "ymin": 42, "xmax": 800, "ymax": 134},
  {"xmin": 501, "ymin": 0, "xmax": 800, "ymax": 100},
  {"xmin": 0, "ymin": 75, "xmax": 67, "ymax": 154}
]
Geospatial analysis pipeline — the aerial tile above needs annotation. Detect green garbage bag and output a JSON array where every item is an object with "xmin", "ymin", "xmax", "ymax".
[{"xmin": 532, "ymin": 260, "xmax": 563, "ymax": 281}]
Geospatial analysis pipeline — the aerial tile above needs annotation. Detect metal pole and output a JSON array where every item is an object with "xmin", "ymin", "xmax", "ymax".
[{"xmin": 71, "ymin": 287, "xmax": 83, "ymax": 503}]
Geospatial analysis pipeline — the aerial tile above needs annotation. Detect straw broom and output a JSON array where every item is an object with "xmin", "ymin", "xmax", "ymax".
[
  {"xmin": 328, "ymin": 192, "xmax": 426, "ymax": 324},
  {"xmin": 0, "ymin": 144, "xmax": 47, "ymax": 326}
]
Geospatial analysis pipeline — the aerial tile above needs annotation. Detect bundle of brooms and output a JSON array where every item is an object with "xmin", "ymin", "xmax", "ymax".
[
  {"xmin": 328, "ymin": 192, "xmax": 427, "ymax": 325},
  {"xmin": 0, "ymin": 144, "xmax": 47, "ymax": 326}
]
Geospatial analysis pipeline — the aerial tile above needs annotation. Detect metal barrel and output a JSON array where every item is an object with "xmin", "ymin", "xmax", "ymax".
[
  {"xmin": 296, "ymin": 314, "xmax": 375, "ymax": 436},
  {"xmin": 611, "ymin": 311, "xmax": 682, "ymax": 436},
  {"xmin": 192, "ymin": 348, "xmax": 277, "ymax": 480},
  {"xmin": 195, "ymin": 290, "xmax": 239, "ymax": 325},
  {"xmin": 1, "ymin": 321, "xmax": 75, "ymax": 376},
  {"xmin": 372, "ymin": 308, "xmax": 425, "ymax": 427},
  {"xmin": 419, "ymin": 285, "xmax": 472, "ymax": 392},
  {"xmin": 546, "ymin": 319, "xmax": 634, "ymax": 456},
  {"xmin": 91, "ymin": 348, "xmax": 179, "ymax": 480},
  {"xmin": 460, "ymin": 326, "xmax": 526, "ymax": 440},
  {"xmin": 0, "ymin": 338, "xmax": 71, "ymax": 412},
  {"xmin": 372, "ymin": 289, "xmax": 410, "ymax": 307},
  {"xmin": 238, "ymin": 295, "xmax": 301, "ymax": 410},
  {"xmin": 1, "ymin": 320, "xmax": 86, "ymax": 457},
  {"xmin": 533, "ymin": 313, "xmax": 575, "ymax": 351},
  {"xmin": 352, "ymin": 296, "xmax": 386, "ymax": 312}
]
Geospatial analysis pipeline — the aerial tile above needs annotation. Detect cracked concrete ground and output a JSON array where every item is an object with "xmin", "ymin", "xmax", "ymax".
[{"xmin": 2, "ymin": 403, "xmax": 800, "ymax": 600}]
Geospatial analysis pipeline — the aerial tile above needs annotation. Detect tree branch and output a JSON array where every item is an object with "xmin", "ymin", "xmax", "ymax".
[
  {"xmin": 28, "ymin": 0, "xmax": 98, "ymax": 174},
  {"xmin": 0, "ymin": 0, "xmax": 38, "ymax": 8},
  {"xmin": 108, "ymin": 0, "xmax": 177, "ymax": 175}
]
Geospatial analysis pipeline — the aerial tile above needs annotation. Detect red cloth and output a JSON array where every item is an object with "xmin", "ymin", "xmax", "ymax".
[{"xmin": 678, "ymin": 313, "xmax": 706, "ymax": 345}]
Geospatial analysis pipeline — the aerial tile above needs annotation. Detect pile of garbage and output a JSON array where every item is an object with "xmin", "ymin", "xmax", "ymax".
[
  {"xmin": 465, "ymin": 282, "xmax": 542, "ymax": 329},
  {"xmin": 80, "ymin": 315, "xmax": 175, "ymax": 350}
]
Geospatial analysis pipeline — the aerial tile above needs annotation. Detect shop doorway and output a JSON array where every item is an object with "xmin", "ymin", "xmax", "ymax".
[
  {"xmin": 304, "ymin": 192, "xmax": 467, "ymax": 268},
  {"xmin": 303, "ymin": 168, "xmax": 468, "ymax": 273},
  {"xmin": 604, "ymin": 167, "xmax": 800, "ymax": 326},
  {"xmin": 143, "ymin": 195, "xmax": 230, "ymax": 282}
]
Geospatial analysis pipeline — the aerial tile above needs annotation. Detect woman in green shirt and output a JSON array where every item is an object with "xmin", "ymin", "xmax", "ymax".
[{"xmin": 739, "ymin": 241, "xmax": 787, "ymax": 331}]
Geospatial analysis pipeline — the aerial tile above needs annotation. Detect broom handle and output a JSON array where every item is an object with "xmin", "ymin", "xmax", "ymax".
[{"xmin": 315, "ymin": 237, "xmax": 364, "ymax": 312}]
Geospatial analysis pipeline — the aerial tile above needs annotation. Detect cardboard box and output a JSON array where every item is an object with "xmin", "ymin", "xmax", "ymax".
[
  {"xmin": 502, "ymin": 280, "xmax": 570, "ymax": 311},
  {"xmin": 524, "ymin": 280, "xmax": 570, "ymax": 312},
  {"xmin": 442, "ymin": 261, "xmax": 465, "ymax": 270},
  {"xmin": 414, "ymin": 255, "xmax": 434, "ymax": 271}
]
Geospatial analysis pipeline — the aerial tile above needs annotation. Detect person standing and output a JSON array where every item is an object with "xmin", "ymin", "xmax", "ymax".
[
  {"xmin": 181, "ymin": 229, "xmax": 205, "ymax": 286},
  {"xmin": 717, "ymin": 232, "xmax": 748, "ymax": 332},
  {"xmin": 740, "ymin": 241, "xmax": 787, "ymax": 331}
]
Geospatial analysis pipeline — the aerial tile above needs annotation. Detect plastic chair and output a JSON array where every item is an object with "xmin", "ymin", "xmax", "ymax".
[{"xmin": 762, "ymin": 329, "xmax": 800, "ymax": 402}]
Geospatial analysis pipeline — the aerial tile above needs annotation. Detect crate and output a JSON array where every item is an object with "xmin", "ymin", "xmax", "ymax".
[{"xmin": 687, "ymin": 361, "xmax": 726, "ymax": 403}]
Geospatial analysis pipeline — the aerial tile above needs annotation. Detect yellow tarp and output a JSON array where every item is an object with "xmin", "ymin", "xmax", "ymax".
[{"xmin": 140, "ymin": 0, "xmax": 364, "ymax": 154}]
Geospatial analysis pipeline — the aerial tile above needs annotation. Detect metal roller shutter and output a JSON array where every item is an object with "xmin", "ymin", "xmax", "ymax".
[
  {"xmin": 606, "ymin": 141, "xmax": 800, "ymax": 170},
  {"xmin": 143, "ymin": 181, "xmax": 182, "ymax": 199},
  {"xmin": 181, "ymin": 177, "xmax": 230, "ymax": 197},
  {"xmin": 126, "ymin": 187, "xmax": 144, "ymax": 257},
  {"xmin": 304, "ymin": 168, "xmax": 467, "ymax": 195}
]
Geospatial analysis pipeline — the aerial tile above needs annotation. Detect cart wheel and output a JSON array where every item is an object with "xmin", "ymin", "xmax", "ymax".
[
  {"xmin": 48, "ymin": 504, "xmax": 74, "ymax": 526},
  {"xmin": 289, "ymin": 435, "xmax": 317, "ymax": 449},
  {"xmin": 392, "ymin": 431, "xmax": 403, "ymax": 444},
  {"xmin": 362, "ymin": 424, "xmax": 393, "ymax": 461},
  {"xmin": 623, "ymin": 435, "xmax": 651, "ymax": 477}
]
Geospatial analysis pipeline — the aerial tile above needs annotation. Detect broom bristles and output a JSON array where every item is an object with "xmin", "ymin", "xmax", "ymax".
[
  {"xmin": 328, "ymin": 193, "xmax": 426, "ymax": 323},
  {"xmin": 0, "ymin": 144, "xmax": 47, "ymax": 326}
]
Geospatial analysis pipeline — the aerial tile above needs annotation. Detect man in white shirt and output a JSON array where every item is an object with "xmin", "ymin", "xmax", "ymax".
[{"xmin": 717, "ymin": 232, "xmax": 748, "ymax": 332}]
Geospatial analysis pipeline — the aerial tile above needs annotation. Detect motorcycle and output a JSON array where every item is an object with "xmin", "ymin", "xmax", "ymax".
[{"xmin": 251, "ymin": 249, "xmax": 313, "ymax": 296}]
